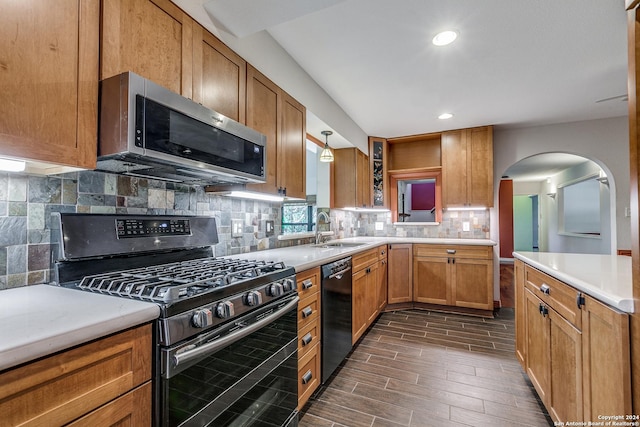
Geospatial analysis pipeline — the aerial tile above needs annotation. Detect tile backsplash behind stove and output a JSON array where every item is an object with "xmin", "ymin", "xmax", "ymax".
[
  {"xmin": 0, "ymin": 171, "xmax": 285, "ymax": 289},
  {"xmin": 0, "ymin": 171, "xmax": 490, "ymax": 290}
]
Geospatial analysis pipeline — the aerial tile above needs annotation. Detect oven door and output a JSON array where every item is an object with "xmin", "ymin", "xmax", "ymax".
[{"xmin": 159, "ymin": 294, "xmax": 299, "ymax": 427}]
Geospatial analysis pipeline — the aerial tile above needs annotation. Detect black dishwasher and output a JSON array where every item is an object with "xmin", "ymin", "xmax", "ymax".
[{"xmin": 321, "ymin": 257, "xmax": 353, "ymax": 383}]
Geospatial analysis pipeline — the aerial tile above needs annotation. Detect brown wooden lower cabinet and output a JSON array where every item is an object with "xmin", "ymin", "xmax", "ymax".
[
  {"xmin": 296, "ymin": 267, "xmax": 321, "ymax": 410},
  {"xmin": 516, "ymin": 261, "xmax": 631, "ymax": 424},
  {"xmin": 0, "ymin": 323, "xmax": 152, "ymax": 427},
  {"xmin": 387, "ymin": 244, "xmax": 413, "ymax": 304}
]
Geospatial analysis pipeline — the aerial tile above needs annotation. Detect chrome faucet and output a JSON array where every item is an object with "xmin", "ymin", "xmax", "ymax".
[{"xmin": 315, "ymin": 211, "xmax": 331, "ymax": 244}]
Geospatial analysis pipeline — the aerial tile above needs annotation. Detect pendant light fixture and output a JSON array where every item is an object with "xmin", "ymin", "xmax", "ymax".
[{"xmin": 319, "ymin": 130, "xmax": 334, "ymax": 162}]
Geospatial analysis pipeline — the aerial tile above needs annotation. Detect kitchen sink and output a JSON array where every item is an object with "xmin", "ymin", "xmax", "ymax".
[{"xmin": 315, "ymin": 241, "xmax": 367, "ymax": 248}]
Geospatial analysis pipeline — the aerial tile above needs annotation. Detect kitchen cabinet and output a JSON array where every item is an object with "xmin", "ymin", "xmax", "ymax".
[
  {"xmin": 352, "ymin": 246, "xmax": 387, "ymax": 344},
  {"xmin": 413, "ymin": 244, "xmax": 493, "ymax": 311},
  {"xmin": 582, "ymin": 294, "xmax": 632, "ymax": 421},
  {"xmin": 0, "ymin": 323, "xmax": 152, "ymax": 426},
  {"xmin": 516, "ymin": 262, "xmax": 632, "ymax": 424},
  {"xmin": 0, "ymin": 0, "xmax": 99, "ymax": 170},
  {"xmin": 441, "ymin": 126, "xmax": 494, "ymax": 207},
  {"xmin": 246, "ymin": 65, "xmax": 306, "ymax": 199},
  {"xmin": 101, "ymin": 0, "xmax": 194, "ymax": 97},
  {"xmin": 333, "ymin": 148, "xmax": 370, "ymax": 208},
  {"xmin": 296, "ymin": 267, "xmax": 321, "ymax": 410},
  {"xmin": 369, "ymin": 136, "xmax": 389, "ymax": 207},
  {"xmin": 387, "ymin": 244, "xmax": 413, "ymax": 305},
  {"xmin": 514, "ymin": 259, "xmax": 526, "ymax": 366},
  {"xmin": 192, "ymin": 25, "xmax": 246, "ymax": 122}
]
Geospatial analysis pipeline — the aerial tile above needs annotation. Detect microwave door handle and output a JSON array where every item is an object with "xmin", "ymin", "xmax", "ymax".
[{"xmin": 171, "ymin": 296, "xmax": 299, "ymax": 374}]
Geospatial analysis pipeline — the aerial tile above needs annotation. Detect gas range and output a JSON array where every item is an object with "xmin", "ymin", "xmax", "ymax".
[
  {"xmin": 49, "ymin": 203, "xmax": 300, "ymax": 427},
  {"xmin": 50, "ymin": 213, "xmax": 297, "ymax": 345}
]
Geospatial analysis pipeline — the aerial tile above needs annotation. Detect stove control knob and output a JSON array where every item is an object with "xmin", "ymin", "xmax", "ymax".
[
  {"xmin": 245, "ymin": 291, "xmax": 263, "ymax": 306},
  {"xmin": 282, "ymin": 278, "xmax": 295, "ymax": 292},
  {"xmin": 216, "ymin": 301, "xmax": 235, "ymax": 319},
  {"xmin": 192, "ymin": 308, "xmax": 213, "ymax": 328},
  {"xmin": 268, "ymin": 283, "xmax": 284, "ymax": 297}
]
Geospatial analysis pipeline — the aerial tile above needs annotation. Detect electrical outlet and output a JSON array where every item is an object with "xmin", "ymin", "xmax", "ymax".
[
  {"xmin": 375, "ymin": 221, "xmax": 384, "ymax": 231},
  {"xmin": 462, "ymin": 221, "xmax": 470, "ymax": 232},
  {"xmin": 231, "ymin": 219, "xmax": 243, "ymax": 237},
  {"xmin": 265, "ymin": 220, "xmax": 274, "ymax": 236}
]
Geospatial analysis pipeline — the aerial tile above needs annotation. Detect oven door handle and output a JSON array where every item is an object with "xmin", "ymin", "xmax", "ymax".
[{"xmin": 172, "ymin": 296, "xmax": 299, "ymax": 370}]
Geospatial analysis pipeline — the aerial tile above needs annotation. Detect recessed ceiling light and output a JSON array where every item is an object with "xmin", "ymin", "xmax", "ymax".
[
  {"xmin": 432, "ymin": 30, "xmax": 458, "ymax": 46},
  {"xmin": 438, "ymin": 113, "xmax": 454, "ymax": 120}
]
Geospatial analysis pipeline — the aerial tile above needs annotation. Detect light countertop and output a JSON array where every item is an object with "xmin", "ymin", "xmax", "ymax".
[
  {"xmin": 0, "ymin": 285, "xmax": 159, "ymax": 371},
  {"xmin": 225, "ymin": 237, "xmax": 496, "ymax": 271},
  {"xmin": 513, "ymin": 251, "xmax": 634, "ymax": 313}
]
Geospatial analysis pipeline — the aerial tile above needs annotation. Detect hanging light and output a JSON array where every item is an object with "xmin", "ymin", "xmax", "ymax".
[{"xmin": 319, "ymin": 130, "xmax": 334, "ymax": 162}]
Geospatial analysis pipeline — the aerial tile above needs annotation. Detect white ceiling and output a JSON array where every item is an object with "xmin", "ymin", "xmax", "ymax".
[{"xmin": 175, "ymin": 0, "xmax": 628, "ymax": 180}]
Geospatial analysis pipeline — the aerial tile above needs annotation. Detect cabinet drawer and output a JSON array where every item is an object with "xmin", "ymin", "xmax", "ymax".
[
  {"xmin": 297, "ymin": 267, "xmax": 320, "ymax": 301},
  {"xmin": 413, "ymin": 244, "xmax": 492, "ymax": 259},
  {"xmin": 297, "ymin": 341, "xmax": 321, "ymax": 410},
  {"xmin": 67, "ymin": 382, "xmax": 151, "ymax": 427},
  {"xmin": 298, "ymin": 318, "xmax": 320, "ymax": 359},
  {"xmin": 0, "ymin": 324, "xmax": 152, "ymax": 427},
  {"xmin": 298, "ymin": 292, "xmax": 320, "ymax": 328},
  {"xmin": 377, "ymin": 244, "xmax": 388, "ymax": 261},
  {"xmin": 525, "ymin": 266, "xmax": 582, "ymax": 329},
  {"xmin": 353, "ymin": 248, "xmax": 379, "ymax": 272}
]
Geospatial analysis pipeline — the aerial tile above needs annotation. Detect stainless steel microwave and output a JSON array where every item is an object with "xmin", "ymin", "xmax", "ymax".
[{"xmin": 97, "ymin": 72, "xmax": 266, "ymax": 185}]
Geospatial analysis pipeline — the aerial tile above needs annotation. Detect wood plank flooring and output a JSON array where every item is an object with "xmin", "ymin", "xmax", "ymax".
[{"xmin": 299, "ymin": 309, "xmax": 552, "ymax": 427}]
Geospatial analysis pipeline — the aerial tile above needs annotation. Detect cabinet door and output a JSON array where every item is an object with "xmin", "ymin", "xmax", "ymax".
[
  {"xmin": 377, "ymin": 258, "xmax": 388, "ymax": 311},
  {"xmin": 0, "ymin": 0, "xmax": 99, "ymax": 169},
  {"xmin": 582, "ymin": 295, "xmax": 632, "ymax": 420},
  {"xmin": 369, "ymin": 137, "xmax": 388, "ymax": 207},
  {"xmin": 366, "ymin": 262, "xmax": 380, "ymax": 325},
  {"xmin": 246, "ymin": 65, "xmax": 279, "ymax": 194},
  {"xmin": 467, "ymin": 126, "xmax": 493, "ymax": 206},
  {"xmin": 452, "ymin": 258, "xmax": 493, "ymax": 310},
  {"xmin": 548, "ymin": 308, "xmax": 582, "ymax": 423},
  {"xmin": 357, "ymin": 149, "xmax": 370, "ymax": 207},
  {"xmin": 514, "ymin": 259, "xmax": 526, "ymax": 366},
  {"xmin": 441, "ymin": 130, "xmax": 468, "ymax": 207},
  {"xmin": 279, "ymin": 92, "xmax": 306, "ymax": 199},
  {"xmin": 413, "ymin": 256, "xmax": 449, "ymax": 306},
  {"xmin": 101, "ymin": 0, "xmax": 194, "ymax": 97},
  {"xmin": 193, "ymin": 25, "xmax": 246, "ymax": 122},
  {"xmin": 388, "ymin": 244, "xmax": 413, "ymax": 304},
  {"xmin": 525, "ymin": 289, "xmax": 550, "ymax": 405},
  {"xmin": 352, "ymin": 267, "xmax": 369, "ymax": 344}
]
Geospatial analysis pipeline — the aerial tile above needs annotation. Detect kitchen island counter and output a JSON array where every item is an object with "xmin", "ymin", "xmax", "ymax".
[
  {"xmin": 513, "ymin": 251, "xmax": 633, "ymax": 313},
  {"xmin": 0, "ymin": 285, "xmax": 159, "ymax": 371}
]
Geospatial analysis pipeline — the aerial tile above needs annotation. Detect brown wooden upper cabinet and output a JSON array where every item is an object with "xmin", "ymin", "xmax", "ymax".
[
  {"xmin": 192, "ymin": 25, "xmax": 246, "ymax": 123},
  {"xmin": 0, "ymin": 0, "xmax": 100, "ymax": 170},
  {"xmin": 441, "ymin": 126, "xmax": 494, "ymax": 207},
  {"xmin": 333, "ymin": 148, "xmax": 370, "ymax": 208},
  {"xmin": 246, "ymin": 65, "xmax": 306, "ymax": 199},
  {"xmin": 101, "ymin": 0, "xmax": 194, "ymax": 98}
]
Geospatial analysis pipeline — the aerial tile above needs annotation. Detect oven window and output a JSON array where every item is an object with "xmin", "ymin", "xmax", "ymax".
[{"xmin": 161, "ymin": 307, "xmax": 298, "ymax": 427}]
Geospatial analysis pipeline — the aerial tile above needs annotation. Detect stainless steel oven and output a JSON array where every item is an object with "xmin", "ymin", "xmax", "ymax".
[
  {"xmin": 161, "ymin": 293, "xmax": 299, "ymax": 427},
  {"xmin": 50, "ymin": 213, "xmax": 299, "ymax": 427}
]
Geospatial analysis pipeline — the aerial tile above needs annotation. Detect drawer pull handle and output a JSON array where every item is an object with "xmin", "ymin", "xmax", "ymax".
[
  {"xmin": 539, "ymin": 303, "xmax": 548, "ymax": 317},
  {"xmin": 539, "ymin": 284, "xmax": 550, "ymax": 295},
  {"xmin": 302, "ymin": 306, "xmax": 313, "ymax": 318},
  {"xmin": 380, "ymin": 250, "xmax": 386, "ymax": 255},
  {"xmin": 576, "ymin": 293, "xmax": 585, "ymax": 309},
  {"xmin": 302, "ymin": 332, "xmax": 313, "ymax": 346},
  {"xmin": 302, "ymin": 279, "xmax": 313, "ymax": 290},
  {"xmin": 302, "ymin": 370, "xmax": 313, "ymax": 384},
  {"xmin": 447, "ymin": 249, "xmax": 456, "ymax": 254}
]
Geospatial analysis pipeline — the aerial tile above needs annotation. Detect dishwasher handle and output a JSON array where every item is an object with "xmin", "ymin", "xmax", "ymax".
[{"xmin": 328, "ymin": 266, "xmax": 351, "ymax": 280}]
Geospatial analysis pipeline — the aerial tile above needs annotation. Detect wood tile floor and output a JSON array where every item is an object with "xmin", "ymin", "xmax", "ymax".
[{"xmin": 299, "ymin": 309, "xmax": 553, "ymax": 427}]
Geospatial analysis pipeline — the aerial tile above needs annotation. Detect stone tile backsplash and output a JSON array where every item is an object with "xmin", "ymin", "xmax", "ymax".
[{"xmin": 0, "ymin": 170, "xmax": 490, "ymax": 290}]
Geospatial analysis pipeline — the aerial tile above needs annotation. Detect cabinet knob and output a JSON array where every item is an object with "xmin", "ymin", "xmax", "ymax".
[
  {"xmin": 447, "ymin": 249, "xmax": 456, "ymax": 254},
  {"xmin": 302, "ymin": 306, "xmax": 313, "ymax": 318},
  {"xmin": 301, "ymin": 332, "xmax": 313, "ymax": 346},
  {"xmin": 539, "ymin": 284, "xmax": 550, "ymax": 295},
  {"xmin": 302, "ymin": 279, "xmax": 313, "ymax": 289},
  {"xmin": 301, "ymin": 370, "xmax": 313, "ymax": 384}
]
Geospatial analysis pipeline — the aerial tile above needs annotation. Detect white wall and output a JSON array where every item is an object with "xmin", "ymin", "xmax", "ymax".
[
  {"xmin": 492, "ymin": 116, "xmax": 630, "ymax": 253},
  {"xmin": 490, "ymin": 116, "xmax": 629, "ymax": 301}
]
